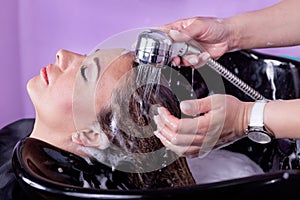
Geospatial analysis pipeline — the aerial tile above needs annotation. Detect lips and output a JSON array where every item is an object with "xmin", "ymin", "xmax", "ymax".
[{"xmin": 40, "ymin": 66, "xmax": 49, "ymax": 85}]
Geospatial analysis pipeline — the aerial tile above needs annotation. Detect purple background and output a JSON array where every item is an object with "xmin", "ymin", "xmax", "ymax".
[{"xmin": 2, "ymin": 0, "xmax": 299, "ymax": 128}]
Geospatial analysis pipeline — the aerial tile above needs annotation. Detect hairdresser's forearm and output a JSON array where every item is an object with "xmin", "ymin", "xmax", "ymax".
[
  {"xmin": 263, "ymin": 99, "xmax": 300, "ymax": 139},
  {"xmin": 225, "ymin": 0, "xmax": 300, "ymax": 51}
]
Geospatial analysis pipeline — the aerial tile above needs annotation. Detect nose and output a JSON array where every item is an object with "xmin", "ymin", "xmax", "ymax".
[{"xmin": 55, "ymin": 49, "xmax": 84, "ymax": 71}]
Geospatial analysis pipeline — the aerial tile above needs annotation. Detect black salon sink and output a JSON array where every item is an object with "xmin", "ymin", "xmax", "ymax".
[
  {"xmin": 12, "ymin": 136, "xmax": 300, "ymax": 200},
  {"xmin": 11, "ymin": 50, "xmax": 300, "ymax": 199}
]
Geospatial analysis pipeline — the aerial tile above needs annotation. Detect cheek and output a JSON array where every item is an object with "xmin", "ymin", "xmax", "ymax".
[
  {"xmin": 41, "ymin": 78, "xmax": 75, "ymax": 120},
  {"xmin": 73, "ymin": 83, "xmax": 99, "ymax": 128},
  {"xmin": 50, "ymin": 86, "xmax": 74, "ymax": 113},
  {"xmin": 95, "ymin": 77, "xmax": 117, "ymax": 112}
]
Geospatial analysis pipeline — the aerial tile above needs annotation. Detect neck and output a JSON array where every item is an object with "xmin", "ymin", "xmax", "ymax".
[{"xmin": 29, "ymin": 117, "xmax": 79, "ymax": 155}]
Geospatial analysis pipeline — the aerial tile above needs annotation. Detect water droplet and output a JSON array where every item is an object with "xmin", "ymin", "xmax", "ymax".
[{"xmin": 283, "ymin": 172, "xmax": 289, "ymax": 179}]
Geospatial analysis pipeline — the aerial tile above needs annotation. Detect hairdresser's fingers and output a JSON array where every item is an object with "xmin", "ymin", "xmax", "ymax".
[
  {"xmin": 156, "ymin": 107, "xmax": 210, "ymax": 135},
  {"xmin": 157, "ymin": 116, "xmax": 208, "ymax": 146},
  {"xmin": 154, "ymin": 114, "xmax": 202, "ymax": 142},
  {"xmin": 170, "ymin": 57, "xmax": 181, "ymax": 66},
  {"xmin": 154, "ymin": 110, "xmax": 219, "ymax": 150},
  {"xmin": 154, "ymin": 130, "xmax": 205, "ymax": 156},
  {"xmin": 154, "ymin": 130, "xmax": 188, "ymax": 156},
  {"xmin": 170, "ymin": 52, "xmax": 210, "ymax": 67},
  {"xmin": 181, "ymin": 52, "xmax": 211, "ymax": 68},
  {"xmin": 131, "ymin": 40, "xmax": 137, "ymax": 50},
  {"xmin": 157, "ymin": 122, "xmax": 206, "ymax": 146},
  {"xmin": 184, "ymin": 151, "xmax": 205, "ymax": 158},
  {"xmin": 158, "ymin": 17, "xmax": 197, "ymax": 33},
  {"xmin": 155, "ymin": 107, "xmax": 180, "ymax": 131},
  {"xmin": 157, "ymin": 95, "xmax": 227, "ymax": 135},
  {"xmin": 154, "ymin": 130, "xmax": 215, "ymax": 157},
  {"xmin": 168, "ymin": 29, "xmax": 192, "ymax": 43},
  {"xmin": 156, "ymin": 115, "xmax": 223, "ymax": 150}
]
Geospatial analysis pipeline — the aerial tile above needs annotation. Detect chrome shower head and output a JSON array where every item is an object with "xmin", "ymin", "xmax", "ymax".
[
  {"xmin": 135, "ymin": 29, "xmax": 200, "ymax": 67},
  {"xmin": 134, "ymin": 29, "xmax": 268, "ymax": 101}
]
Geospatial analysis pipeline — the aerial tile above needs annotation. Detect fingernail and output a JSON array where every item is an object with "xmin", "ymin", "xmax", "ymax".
[
  {"xmin": 169, "ymin": 29, "xmax": 180, "ymax": 36},
  {"xmin": 73, "ymin": 132, "xmax": 79, "ymax": 139},
  {"xmin": 202, "ymin": 52, "xmax": 210, "ymax": 61},
  {"xmin": 131, "ymin": 41, "xmax": 137, "ymax": 49},
  {"xmin": 154, "ymin": 130, "xmax": 162, "ymax": 139},
  {"xmin": 157, "ymin": 107, "xmax": 164, "ymax": 116},
  {"xmin": 154, "ymin": 131, "xmax": 172, "ymax": 145},
  {"xmin": 187, "ymin": 57, "xmax": 199, "ymax": 66},
  {"xmin": 153, "ymin": 115, "xmax": 158, "ymax": 124},
  {"xmin": 171, "ymin": 61, "xmax": 177, "ymax": 67},
  {"xmin": 157, "ymin": 107, "xmax": 178, "ymax": 130},
  {"xmin": 180, "ymin": 101, "xmax": 191, "ymax": 112},
  {"xmin": 121, "ymin": 49, "xmax": 130, "ymax": 55}
]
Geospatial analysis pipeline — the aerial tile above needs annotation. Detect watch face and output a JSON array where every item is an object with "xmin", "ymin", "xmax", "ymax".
[{"xmin": 247, "ymin": 131, "xmax": 272, "ymax": 144}]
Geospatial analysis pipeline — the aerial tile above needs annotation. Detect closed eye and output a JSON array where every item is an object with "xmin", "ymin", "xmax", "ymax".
[{"xmin": 80, "ymin": 65, "xmax": 88, "ymax": 81}]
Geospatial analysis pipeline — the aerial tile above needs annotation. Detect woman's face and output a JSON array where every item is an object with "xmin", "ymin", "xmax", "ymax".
[{"xmin": 27, "ymin": 48, "xmax": 134, "ymax": 134}]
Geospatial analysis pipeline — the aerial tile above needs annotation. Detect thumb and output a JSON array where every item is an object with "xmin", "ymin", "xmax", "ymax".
[
  {"xmin": 180, "ymin": 98, "xmax": 211, "ymax": 116},
  {"xmin": 168, "ymin": 30, "xmax": 192, "ymax": 42}
]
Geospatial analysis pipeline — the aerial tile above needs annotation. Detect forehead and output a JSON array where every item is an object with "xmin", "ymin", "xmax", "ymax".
[
  {"xmin": 72, "ymin": 48, "xmax": 135, "ymax": 129},
  {"xmin": 92, "ymin": 48, "xmax": 135, "ymax": 107},
  {"xmin": 84, "ymin": 48, "xmax": 131, "ymax": 68}
]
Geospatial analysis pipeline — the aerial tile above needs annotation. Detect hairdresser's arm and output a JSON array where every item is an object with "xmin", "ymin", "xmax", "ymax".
[
  {"xmin": 154, "ymin": 95, "xmax": 300, "ymax": 158},
  {"xmin": 161, "ymin": 0, "xmax": 300, "ymax": 64},
  {"xmin": 264, "ymin": 99, "xmax": 300, "ymax": 139},
  {"xmin": 228, "ymin": 0, "xmax": 300, "ymax": 50}
]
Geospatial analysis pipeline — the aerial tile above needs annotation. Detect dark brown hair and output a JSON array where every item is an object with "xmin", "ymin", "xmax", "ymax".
[{"xmin": 95, "ymin": 66, "xmax": 195, "ymax": 189}]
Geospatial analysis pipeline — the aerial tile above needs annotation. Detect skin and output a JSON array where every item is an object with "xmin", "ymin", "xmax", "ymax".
[
  {"xmin": 160, "ymin": 0, "xmax": 300, "ymax": 62},
  {"xmin": 154, "ymin": 0, "xmax": 300, "ymax": 158},
  {"xmin": 27, "ymin": 48, "xmax": 134, "ymax": 156}
]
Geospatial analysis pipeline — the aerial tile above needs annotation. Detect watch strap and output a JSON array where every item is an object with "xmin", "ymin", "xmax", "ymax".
[{"xmin": 249, "ymin": 101, "xmax": 267, "ymax": 127}]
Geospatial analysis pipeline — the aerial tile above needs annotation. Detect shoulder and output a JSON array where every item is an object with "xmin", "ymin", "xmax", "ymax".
[
  {"xmin": 0, "ymin": 118, "xmax": 35, "ymax": 165},
  {"xmin": 0, "ymin": 118, "xmax": 35, "ymax": 139},
  {"xmin": 1, "ymin": 118, "xmax": 35, "ymax": 132},
  {"xmin": 0, "ymin": 119, "xmax": 34, "ymax": 199}
]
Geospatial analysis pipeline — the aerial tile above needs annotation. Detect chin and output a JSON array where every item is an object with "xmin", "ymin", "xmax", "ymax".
[
  {"xmin": 26, "ymin": 79, "xmax": 35, "ymax": 100},
  {"xmin": 26, "ymin": 78, "xmax": 38, "ymax": 100}
]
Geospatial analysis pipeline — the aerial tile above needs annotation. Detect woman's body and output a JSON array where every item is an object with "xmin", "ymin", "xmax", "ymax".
[
  {"xmin": 1, "ymin": 47, "xmax": 198, "ymax": 200},
  {"xmin": 0, "ymin": 119, "xmax": 34, "ymax": 200}
]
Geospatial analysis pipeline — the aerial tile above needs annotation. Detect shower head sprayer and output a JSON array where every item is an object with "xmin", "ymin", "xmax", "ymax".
[
  {"xmin": 134, "ymin": 29, "xmax": 268, "ymax": 101},
  {"xmin": 135, "ymin": 29, "xmax": 200, "ymax": 67}
]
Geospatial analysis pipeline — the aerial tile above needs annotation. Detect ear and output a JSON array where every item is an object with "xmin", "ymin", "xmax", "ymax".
[{"xmin": 71, "ymin": 122, "xmax": 110, "ymax": 149}]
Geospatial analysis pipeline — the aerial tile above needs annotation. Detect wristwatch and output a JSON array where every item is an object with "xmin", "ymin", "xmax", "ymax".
[{"xmin": 246, "ymin": 100, "xmax": 274, "ymax": 144}]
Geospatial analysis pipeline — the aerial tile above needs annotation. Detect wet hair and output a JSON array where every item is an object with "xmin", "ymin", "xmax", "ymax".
[{"xmin": 95, "ymin": 66, "xmax": 196, "ymax": 189}]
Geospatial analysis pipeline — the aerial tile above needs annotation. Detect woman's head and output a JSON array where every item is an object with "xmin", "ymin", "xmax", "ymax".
[
  {"xmin": 26, "ymin": 48, "xmax": 181, "ymax": 153},
  {"xmin": 27, "ymin": 48, "xmax": 135, "ymax": 152}
]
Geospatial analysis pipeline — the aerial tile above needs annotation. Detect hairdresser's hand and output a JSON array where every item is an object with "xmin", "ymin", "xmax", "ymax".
[
  {"xmin": 159, "ymin": 16, "xmax": 233, "ymax": 68},
  {"xmin": 153, "ymin": 94, "xmax": 251, "ymax": 158}
]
